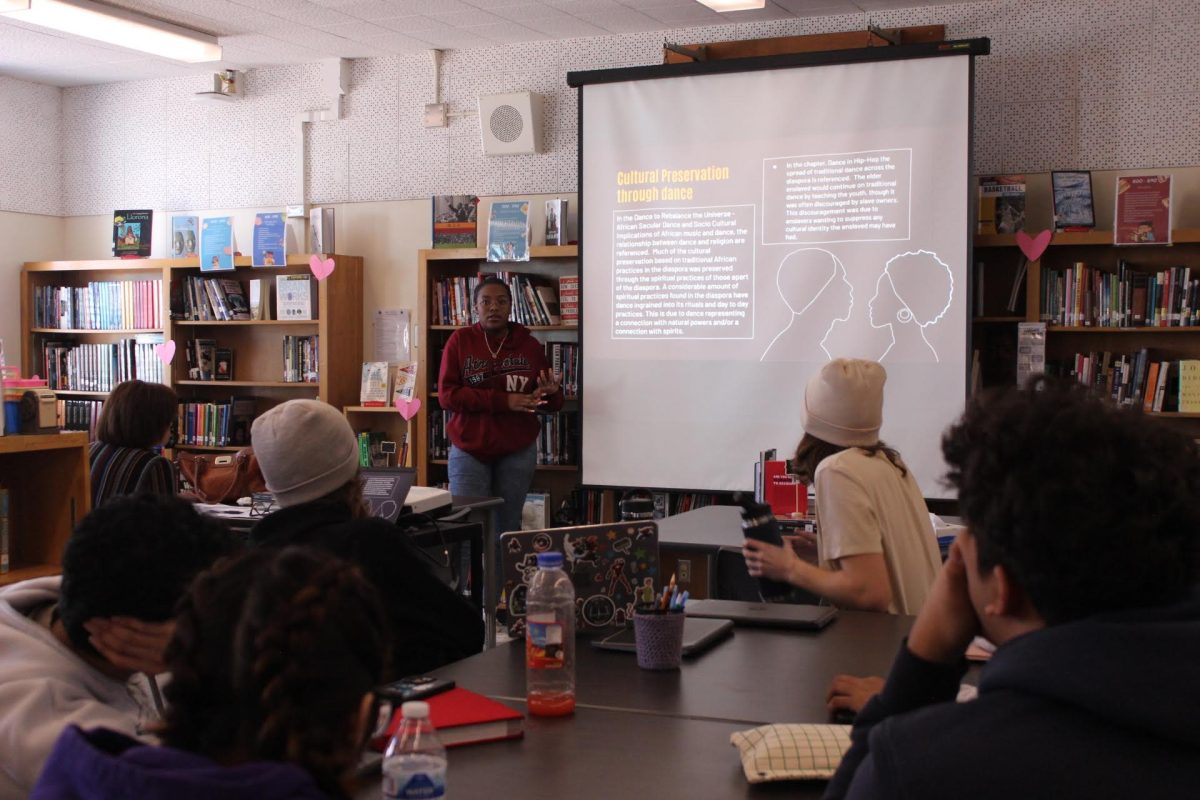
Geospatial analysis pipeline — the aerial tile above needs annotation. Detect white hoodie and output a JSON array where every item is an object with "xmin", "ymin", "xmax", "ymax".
[{"xmin": 0, "ymin": 577, "xmax": 157, "ymax": 799}]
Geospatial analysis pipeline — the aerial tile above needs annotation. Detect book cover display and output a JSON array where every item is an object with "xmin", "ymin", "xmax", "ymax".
[
  {"xmin": 976, "ymin": 176, "xmax": 1025, "ymax": 234},
  {"xmin": 253, "ymin": 212, "xmax": 287, "ymax": 267},
  {"xmin": 276, "ymin": 274, "xmax": 313, "ymax": 320},
  {"xmin": 171, "ymin": 216, "xmax": 199, "ymax": 258},
  {"xmin": 545, "ymin": 199, "xmax": 567, "ymax": 246},
  {"xmin": 1115, "ymin": 175, "xmax": 1171, "ymax": 245},
  {"xmin": 1051, "ymin": 171, "xmax": 1095, "ymax": 230},
  {"xmin": 200, "ymin": 217, "xmax": 235, "ymax": 272},
  {"xmin": 486, "ymin": 201, "xmax": 530, "ymax": 262},
  {"xmin": 432, "ymin": 195, "xmax": 479, "ymax": 249},
  {"xmin": 360, "ymin": 361, "xmax": 388, "ymax": 406},
  {"xmin": 113, "ymin": 210, "xmax": 152, "ymax": 258}
]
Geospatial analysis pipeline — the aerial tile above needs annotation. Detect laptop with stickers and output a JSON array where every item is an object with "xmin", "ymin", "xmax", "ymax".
[{"xmin": 498, "ymin": 521, "xmax": 660, "ymax": 638}]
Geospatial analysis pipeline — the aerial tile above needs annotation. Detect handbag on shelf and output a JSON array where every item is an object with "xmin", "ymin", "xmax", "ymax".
[{"xmin": 177, "ymin": 447, "xmax": 267, "ymax": 505}]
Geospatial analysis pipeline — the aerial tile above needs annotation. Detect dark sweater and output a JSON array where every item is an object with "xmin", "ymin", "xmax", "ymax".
[
  {"xmin": 251, "ymin": 500, "xmax": 483, "ymax": 679},
  {"xmin": 31, "ymin": 725, "xmax": 326, "ymax": 800},
  {"xmin": 437, "ymin": 323, "xmax": 562, "ymax": 462},
  {"xmin": 825, "ymin": 597, "xmax": 1200, "ymax": 799}
]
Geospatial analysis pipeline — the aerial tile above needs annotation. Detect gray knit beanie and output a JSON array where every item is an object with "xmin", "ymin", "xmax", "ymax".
[
  {"xmin": 801, "ymin": 359, "xmax": 886, "ymax": 447},
  {"xmin": 251, "ymin": 399, "xmax": 359, "ymax": 507}
]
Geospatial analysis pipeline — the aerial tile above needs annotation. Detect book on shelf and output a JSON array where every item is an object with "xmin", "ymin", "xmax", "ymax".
[
  {"xmin": 1040, "ymin": 261, "xmax": 1198, "ymax": 328},
  {"xmin": 651, "ymin": 491, "xmax": 669, "ymax": 519},
  {"xmin": 191, "ymin": 338, "xmax": 217, "ymax": 381},
  {"xmin": 229, "ymin": 396, "xmax": 257, "ymax": 446},
  {"xmin": 1179, "ymin": 361, "xmax": 1200, "ymax": 413},
  {"xmin": 522, "ymin": 491, "xmax": 551, "ymax": 530},
  {"xmin": 310, "ymin": 207, "xmax": 335, "ymax": 254},
  {"xmin": 218, "ymin": 279, "xmax": 251, "ymax": 320},
  {"xmin": 282, "ymin": 335, "xmax": 319, "ymax": 383},
  {"xmin": 432, "ymin": 194, "xmax": 479, "ymax": 249},
  {"xmin": 57, "ymin": 398, "xmax": 103, "ymax": 438},
  {"xmin": 360, "ymin": 361, "xmax": 389, "ymax": 406},
  {"xmin": 545, "ymin": 198, "xmax": 567, "ymax": 246},
  {"xmin": 545, "ymin": 342, "xmax": 578, "ymax": 399},
  {"xmin": 214, "ymin": 347, "xmax": 234, "ymax": 381},
  {"xmin": 1051, "ymin": 171, "xmax": 1095, "ymax": 231},
  {"xmin": 374, "ymin": 687, "xmax": 523, "ymax": 750},
  {"xmin": 392, "ymin": 361, "xmax": 417, "ymax": 404},
  {"xmin": 41, "ymin": 335, "xmax": 164, "ymax": 391},
  {"xmin": 1115, "ymin": 175, "xmax": 1171, "ymax": 246},
  {"xmin": 177, "ymin": 400, "xmax": 238, "ymax": 447},
  {"xmin": 113, "ymin": 209, "xmax": 152, "ymax": 258},
  {"xmin": 558, "ymin": 275, "xmax": 579, "ymax": 326},
  {"xmin": 536, "ymin": 411, "xmax": 577, "ymax": 466},
  {"xmin": 171, "ymin": 215, "xmax": 199, "ymax": 258},
  {"xmin": 34, "ymin": 279, "xmax": 162, "ymax": 330},
  {"xmin": 252, "ymin": 212, "xmax": 287, "ymax": 267},
  {"xmin": 248, "ymin": 279, "xmax": 271, "ymax": 320},
  {"xmin": 200, "ymin": 216, "xmax": 235, "ymax": 272},
  {"xmin": 276, "ymin": 274, "xmax": 313, "ymax": 320},
  {"xmin": 486, "ymin": 201, "xmax": 530, "ymax": 262},
  {"xmin": 535, "ymin": 285, "xmax": 561, "ymax": 325},
  {"xmin": 1006, "ymin": 257, "xmax": 1028, "ymax": 313},
  {"xmin": 976, "ymin": 175, "xmax": 1025, "ymax": 235},
  {"xmin": 0, "ymin": 484, "xmax": 9, "ymax": 574}
]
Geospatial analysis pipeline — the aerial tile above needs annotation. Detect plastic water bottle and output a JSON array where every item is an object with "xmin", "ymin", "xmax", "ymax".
[
  {"xmin": 382, "ymin": 701, "xmax": 447, "ymax": 799},
  {"xmin": 525, "ymin": 551, "xmax": 575, "ymax": 716}
]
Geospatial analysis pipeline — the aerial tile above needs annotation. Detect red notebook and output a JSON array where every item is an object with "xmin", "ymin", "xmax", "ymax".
[{"xmin": 375, "ymin": 688, "xmax": 524, "ymax": 749}]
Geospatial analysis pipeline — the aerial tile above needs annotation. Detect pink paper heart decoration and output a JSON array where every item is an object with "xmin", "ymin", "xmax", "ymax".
[
  {"xmin": 155, "ymin": 341, "xmax": 176, "ymax": 364},
  {"xmin": 309, "ymin": 255, "xmax": 336, "ymax": 281},
  {"xmin": 1015, "ymin": 229, "xmax": 1052, "ymax": 262},
  {"xmin": 394, "ymin": 397, "xmax": 421, "ymax": 421}
]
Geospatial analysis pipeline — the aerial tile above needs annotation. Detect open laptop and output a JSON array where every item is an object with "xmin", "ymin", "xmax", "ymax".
[
  {"xmin": 591, "ymin": 616, "xmax": 734, "ymax": 657},
  {"xmin": 684, "ymin": 598, "xmax": 838, "ymax": 631},
  {"xmin": 358, "ymin": 467, "xmax": 418, "ymax": 522},
  {"xmin": 499, "ymin": 521, "xmax": 660, "ymax": 637}
]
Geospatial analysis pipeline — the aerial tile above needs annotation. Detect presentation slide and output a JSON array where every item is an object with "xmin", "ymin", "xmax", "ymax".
[{"xmin": 579, "ymin": 54, "xmax": 973, "ymax": 498}]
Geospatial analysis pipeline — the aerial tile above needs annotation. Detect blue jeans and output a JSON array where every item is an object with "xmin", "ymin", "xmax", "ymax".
[{"xmin": 448, "ymin": 442, "xmax": 538, "ymax": 538}]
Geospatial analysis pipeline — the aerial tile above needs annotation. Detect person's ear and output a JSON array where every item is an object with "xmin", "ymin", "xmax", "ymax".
[{"xmin": 984, "ymin": 562, "xmax": 1021, "ymax": 617}]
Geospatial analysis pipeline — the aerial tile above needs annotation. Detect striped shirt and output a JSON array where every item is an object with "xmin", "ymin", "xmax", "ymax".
[{"xmin": 88, "ymin": 442, "xmax": 176, "ymax": 509}]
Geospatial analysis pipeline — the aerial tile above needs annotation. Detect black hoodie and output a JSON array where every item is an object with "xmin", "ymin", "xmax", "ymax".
[
  {"xmin": 827, "ymin": 596, "xmax": 1200, "ymax": 799},
  {"xmin": 251, "ymin": 499, "xmax": 484, "ymax": 680}
]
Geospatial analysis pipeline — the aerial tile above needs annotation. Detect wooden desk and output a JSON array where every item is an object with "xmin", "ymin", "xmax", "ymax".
[{"xmin": 355, "ymin": 612, "xmax": 914, "ymax": 799}]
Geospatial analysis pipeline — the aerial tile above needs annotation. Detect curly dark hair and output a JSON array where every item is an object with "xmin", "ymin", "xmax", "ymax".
[
  {"xmin": 95, "ymin": 380, "xmax": 178, "ymax": 449},
  {"xmin": 942, "ymin": 376, "xmax": 1200, "ymax": 624},
  {"xmin": 58, "ymin": 493, "xmax": 237, "ymax": 658},
  {"xmin": 160, "ymin": 546, "xmax": 388, "ymax": 798}
]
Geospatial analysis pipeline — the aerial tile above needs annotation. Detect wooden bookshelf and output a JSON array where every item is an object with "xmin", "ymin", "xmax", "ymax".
[
  {"xmin": 21, "ymin": 254, "xmax": 364, "ymax": 448},
  {"xmin": 416, "ymin": 246, "xmax": 580, "ymax": 513},
  {"xmin": 343, "ymin": 405, "xmax": 413, "ymax": 468},
  {"xmin": 0, "ymin": 432, "xmax": 90, "ymax": 586},
  {"xmin": 974, "ymin": 230, "xmax": 1200, "ymax": 427}
]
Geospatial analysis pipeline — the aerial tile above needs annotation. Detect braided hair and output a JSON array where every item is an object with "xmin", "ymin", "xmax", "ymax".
[{"xmin": 161, "ymin": 546, "xmax": 389, "ymax": 797}]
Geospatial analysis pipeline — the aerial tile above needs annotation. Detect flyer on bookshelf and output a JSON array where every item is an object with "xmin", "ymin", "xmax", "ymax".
[
  {"xmin": 253, "ymin": 212, "xmax": 287, "ymax": 267},
  {"xmin": 171, "ymin": 215, "xmax": 199, "ymax": 258},
  {"xmin": 360, "ymin": 361, "xmax": 389, "ymax": 406},
  {"xmin": 113, "ymin": 210, "xmax": 153, "ymax": 258},
  {"xmin": 276, "ymin": 274, "xmax": 313, "ymax": 320},
  {"xmin": 1051, "ymin": 171, "xmax": 1095, "ymax": 230},
  {"xmin": 391, "ymin": 360, "xmax": 418, "ymax": 404},
  {"xmin": 976, "ymin": 176, "xmax": 1025, "ymax": 234},
  {"xmin": 200, "ymin": 217, "xmax": 235, "ymax": 272},
  {"xmin": 486, "ymin": 201, "xmax": 531, "ymax": 262},
  {"xmin": 1114, "ymin": 175, "xmax": 1171, "ymax": 245},
  {"xmin": 432, "ymin": 195, "xmax": 479, "ymax": 249},
  {"xmin": 545, "ymin": 199, "xmax": 567, "ymax": 246},
  {"xmin": 1016, "ymin": 322, "xmax": 1046, "ymax": 385}
]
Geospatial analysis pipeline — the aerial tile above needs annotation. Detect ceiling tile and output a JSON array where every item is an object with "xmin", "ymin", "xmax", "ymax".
[
  {"xmin": 462, "ymin": 20, "xmax": 552, "ymax": 43},
  {"xmin": 576, "ymin": 8, "xmax": 668, "ymax": 34}
]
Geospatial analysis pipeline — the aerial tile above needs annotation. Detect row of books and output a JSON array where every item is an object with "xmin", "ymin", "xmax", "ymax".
[
  {"xmin": 42, "ymin": 336, "xmax": 166, "ymax": 392},
  {"xmin": 1046, "ymin": 350, "xmax": 1200, "ymax": 412},
  {"xmin": 1040, "ymin": 262, "xmax": 1200, "ymax": 327},
  {"xmin": 33, "ymin": 280, "xmax": 162, "ymax": 330},
  {"xmin": 546, "ymin": 343, "xmax": 579, "ymax": 400},
  {"xmin": 356, "ymin": 430, "xmax": 410, "ymax": 468},
  {"xmin": 176, "ymin": 398, "xmax": 255, "ymax": 448},
  {"xmin": 59, "ymin": 398, "xmax": 103, "ymax": 438},
  {"xmin": 427, "ymin": 409, "xmax": 577, "ymax": 466},
  {"xmin": 573, "ymin": 488, "xmax": 730, "ymax": 524},
  {"xmin": 178, "ymin": 277, "xmax": 251, "ymax": 321},
  {"xmin": 282, "ymin": 335, "xmax": 319, "ymax": 383},
  {"xmin": 431, "ymin": 272, "xmax": 575, "ymax": 328}
]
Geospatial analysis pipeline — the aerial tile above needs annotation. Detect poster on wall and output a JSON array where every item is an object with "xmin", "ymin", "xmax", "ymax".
[
  {"xmin": 113, "ymin": 210, "xmax": 153, "ymax": 258},
  {"xmin": 1115, "ymin": 175, "xmax": 1172, "ymax": 245},
  {"xmin": 252, "ymin": 212, "xmax": 287, "ymax": 267},
  {"xmin": 200, "ymin": 216, "xmax": 235, "ymax": 272}
]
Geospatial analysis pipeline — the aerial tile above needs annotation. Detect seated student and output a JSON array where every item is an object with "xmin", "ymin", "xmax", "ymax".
[
  {"xmin": 89, "ymin": 380, "xmax": 178, "ymax": 509},
  {"xmin": 0, "ymin": 494, "xmax": 235, "ymax": 800},
  {"xmin": 743, "ymin": 359, "xmax": 941, "ymax": 614},
  {"xmin": 250, "ymin": 399, "xmax": 483, "ymax": 678},
  {"xmin": 824, "ymin": 378, "xmax": 1200, "ymax": 799},
  {"xmin": 31, "ymin": 546, "xmax": 389, "ymax": 800}
]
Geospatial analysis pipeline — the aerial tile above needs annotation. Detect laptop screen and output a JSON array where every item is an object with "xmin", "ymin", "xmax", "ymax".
[{"xmin": 358, "ymin": 467, "xmax": 418, "ymax": 523}]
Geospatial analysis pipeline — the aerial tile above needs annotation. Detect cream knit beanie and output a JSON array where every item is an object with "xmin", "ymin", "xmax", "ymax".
[
  {"xmin": 251, "ymin": 399, "xmax": 359, "ymax": 507},
  {"xmin": 801, "ymin": 359, "xmax": 886, "ymax": 447}
]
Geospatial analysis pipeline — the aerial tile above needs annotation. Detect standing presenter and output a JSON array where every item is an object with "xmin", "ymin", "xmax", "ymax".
[{"xmin": 439, "ymin": 276, "xmax": 563, "ymax": 539}]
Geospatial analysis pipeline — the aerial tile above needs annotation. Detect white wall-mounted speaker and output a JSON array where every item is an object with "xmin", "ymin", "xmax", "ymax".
[{"xmin": 478, "ymin": 91, "xmax": 543, "ymax": 156}]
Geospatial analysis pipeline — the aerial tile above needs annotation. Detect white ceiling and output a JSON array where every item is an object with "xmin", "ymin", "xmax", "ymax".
[{"xmin": 0, "ymin": 0, "xmax": 968, "ymax": 87}]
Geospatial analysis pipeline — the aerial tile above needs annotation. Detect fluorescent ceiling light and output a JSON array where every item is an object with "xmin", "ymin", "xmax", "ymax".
[
  {"xmin": 696, "ymin": 0, "xmax": 766, "ymax": 10},
  {"xmin": 1, "ymin": 0, "xmax": 221, "ymax": 62}
]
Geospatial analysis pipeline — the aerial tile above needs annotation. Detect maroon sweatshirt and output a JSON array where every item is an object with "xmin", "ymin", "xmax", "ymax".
[{"xmin": 437, "ymin": 323, "xmax": 563, "ymax": 463}]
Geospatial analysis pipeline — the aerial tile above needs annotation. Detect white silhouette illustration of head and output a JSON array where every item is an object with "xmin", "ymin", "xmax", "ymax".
[
  {"xmin": 869, "ymin": 250, "xmax": 953, "ymax": 330},
  {"xmin": 776, "ymin": 248, "xmax": 853, "ymax": 321}
]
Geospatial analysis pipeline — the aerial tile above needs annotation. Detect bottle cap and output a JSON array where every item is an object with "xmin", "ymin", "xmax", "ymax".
[
  {"xmin": 401, "ymin": 701, "xmax": 430, "ymax": 719},
  {"xmin": 536, "ymin": 552, "xmax": 564, "ymax": 569}
]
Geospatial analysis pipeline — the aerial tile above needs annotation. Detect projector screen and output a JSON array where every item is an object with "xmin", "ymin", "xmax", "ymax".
[{"xmin": 573, "ymin": 46, "xmax": 980, "ymax": 499}]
